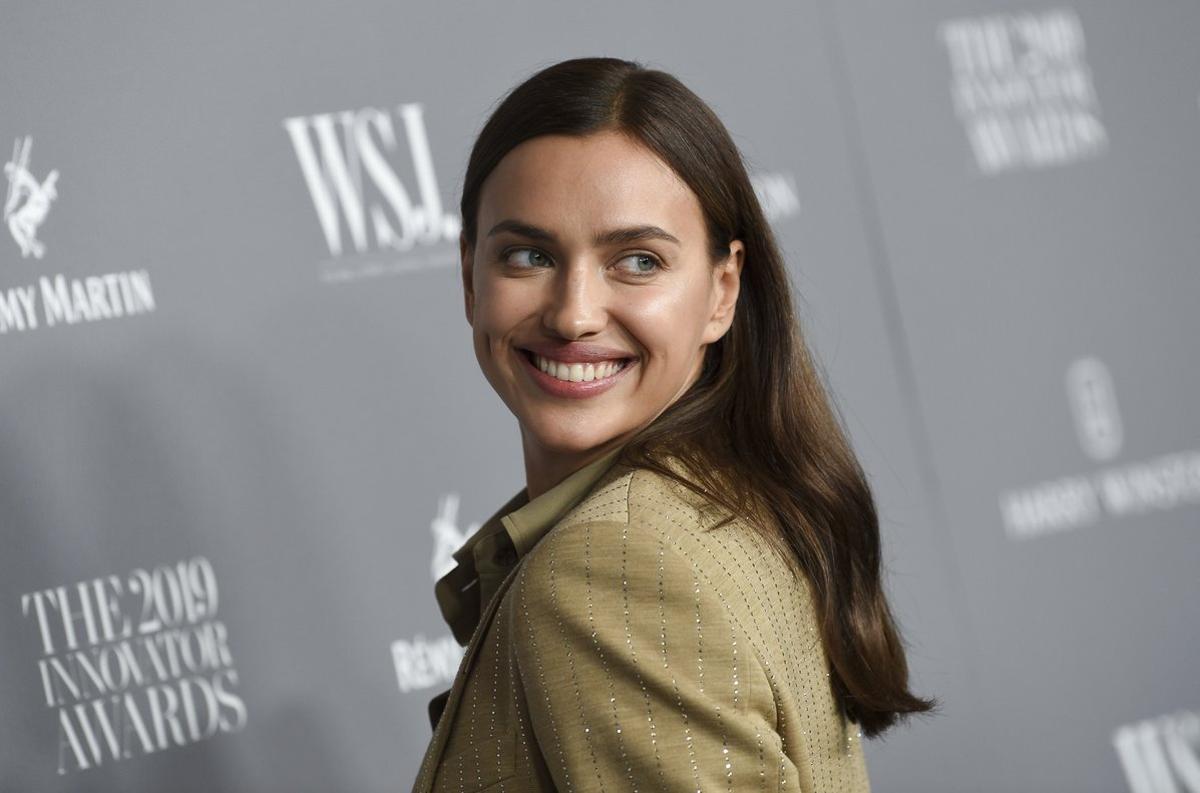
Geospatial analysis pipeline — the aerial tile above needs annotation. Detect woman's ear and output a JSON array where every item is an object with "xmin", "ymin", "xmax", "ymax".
[
  {"xmin": 460, "ymin": 231, "xmax": 475, "ymax": 326},
  {"xmin": 705, "ymin": 239, "xmax": 744, "ymax": 342}
]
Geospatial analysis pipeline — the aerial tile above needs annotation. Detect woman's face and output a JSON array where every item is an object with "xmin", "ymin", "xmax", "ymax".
[{"xmin": 461, "ymin": 129, "xmax": 743, "ymax": 460}]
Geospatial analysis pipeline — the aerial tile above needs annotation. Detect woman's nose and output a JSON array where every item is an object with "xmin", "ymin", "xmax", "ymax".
[{"xmin": 541, "ymin": 263, "xmax": 608, "ymax": 339}]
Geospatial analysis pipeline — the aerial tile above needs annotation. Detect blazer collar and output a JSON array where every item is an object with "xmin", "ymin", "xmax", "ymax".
[
  {"xmin": 434, "ymin": 443, "xmax": 628, "ymax": 646},
  {"xmin": 501, "ymin": 442, "xmax": 628, "ymax": 557}
]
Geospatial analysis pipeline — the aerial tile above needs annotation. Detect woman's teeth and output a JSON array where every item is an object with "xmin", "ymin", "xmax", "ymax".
[{"xmin": 532, "ymin": 353, "xmax": 628, "ymax": 383}]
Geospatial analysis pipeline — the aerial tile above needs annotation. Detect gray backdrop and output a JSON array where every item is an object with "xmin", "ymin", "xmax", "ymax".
[{"xmin": 2, "ymin": 2, "xmax": 1196, "ymax": 791}]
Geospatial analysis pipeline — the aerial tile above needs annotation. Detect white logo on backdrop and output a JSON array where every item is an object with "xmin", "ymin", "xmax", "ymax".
[
  {"xmin": 939, "ymin": 8, "xmax": 1108, "ymax": 175},
  {"xmin": 750, "ymin": 170, "xmax": 802, "ymax": 224},
  {"xmin": 283, "ymin": 103, "xmax": 461, "ymax": 284},
  {"xmin": 1113, "ymin": 709, "xmax": 1200, "ymax": 793},
  {"xmin": 4, "ymin": 136, "xmax": 59, "ymax": 259},
  {"xmin": 0, "ymin": 134, "xmax": 157, "ymax": 336},
  {"xmin": 1067, "ymin": 356, "xmax": 1124, "ymax": 462},
  {"xmin": 390, "ymin": 492, "xmax": 478, "ymax": 693},
  {"xmin": 391, "ymin": 633, "xmax": 465, "ymax": 694},
  {"xmin": 999, "ymin": 355, "xmax": 1200, "ymax": 539},
  {"xmin": 18, "ymin": 557, "xmax": 246, "ymax": 775},
  {"xmin": 429, "ymin": 492, "xmax": 479, "ymax": 582}
]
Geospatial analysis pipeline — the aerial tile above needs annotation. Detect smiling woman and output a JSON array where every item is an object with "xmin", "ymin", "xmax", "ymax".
[
  {"xmin": 412, "ymin": 56, "xmax": 936, "ymax": 793},
  {"xmin": 464, "ymin": 127, "xmax": 744, "ymax": 499}
]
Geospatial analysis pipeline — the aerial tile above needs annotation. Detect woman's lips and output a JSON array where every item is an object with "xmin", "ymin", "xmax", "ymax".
[{"xmin": 517, "ymin": 348, "xmax": 636, "ymax": 399}]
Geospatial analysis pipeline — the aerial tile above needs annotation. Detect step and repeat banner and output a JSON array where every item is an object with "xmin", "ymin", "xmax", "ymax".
[{"xmin": 2, "ymin": 2, "xmax": 1196, "ymax": 792}]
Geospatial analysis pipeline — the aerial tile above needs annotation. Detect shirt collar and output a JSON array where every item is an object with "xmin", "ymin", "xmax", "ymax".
[
  {"xmin": 433, "ymin": 443, "xmax": 628, "ymax": 645},
  {"xmin": 499, "ymin": 443, "xmax": 628, "ymax": 558}
]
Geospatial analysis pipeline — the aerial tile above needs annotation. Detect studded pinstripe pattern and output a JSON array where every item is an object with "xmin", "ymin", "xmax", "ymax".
[{"xmin": 412, "ymin": 458, "xmax": 871, "ymax": 792}]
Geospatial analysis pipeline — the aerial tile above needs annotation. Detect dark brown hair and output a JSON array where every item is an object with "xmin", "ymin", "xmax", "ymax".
[{"xmin": 459, "ymin": 56, "xmax": 937, "ymax": 737}]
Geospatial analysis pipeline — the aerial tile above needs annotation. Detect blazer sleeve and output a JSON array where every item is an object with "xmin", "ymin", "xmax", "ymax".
[{"xmin": 510, "ymin": 517, "xmax": 799, "ymax": 792}]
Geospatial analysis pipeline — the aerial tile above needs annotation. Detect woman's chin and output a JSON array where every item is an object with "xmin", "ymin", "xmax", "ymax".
[{"xmin": 520, "ymin": 421, "xmax": 625, "ymax": 456}]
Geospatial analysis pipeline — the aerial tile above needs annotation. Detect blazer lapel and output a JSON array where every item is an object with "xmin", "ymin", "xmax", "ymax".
[{"xmin": 413, "ymin": 560, "xmax": 524, "ymax": 792}]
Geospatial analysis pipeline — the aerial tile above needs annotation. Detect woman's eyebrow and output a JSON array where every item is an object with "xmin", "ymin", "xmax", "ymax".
[{"xmin": 485, "ymin": 219, "xmax": 681, "ymax": 247}]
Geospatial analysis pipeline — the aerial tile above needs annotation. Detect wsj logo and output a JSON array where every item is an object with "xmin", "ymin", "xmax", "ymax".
[
  {"xmin": 1066, "ymin": 356, "xmax": 1123, "ymax": 462},
  {"xmin": 4, "ymin": 135, "xmax": 59, "ymax": 259},
  {"xmin": 1113, "ymin": 710, "xmax": 1200, "ymax": 793},
  {"xmin": 283, "ymin": 104, "xmax": 460, "ymax": 279}
]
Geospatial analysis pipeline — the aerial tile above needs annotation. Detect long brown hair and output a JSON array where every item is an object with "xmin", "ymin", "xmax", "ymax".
[{"xmin": 459, "ymin": 56, "xmax": 937, "ymax": 737}]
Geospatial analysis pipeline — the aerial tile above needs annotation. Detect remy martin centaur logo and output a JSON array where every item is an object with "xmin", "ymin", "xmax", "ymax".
[
  {"xmin": 283, "ymin": 103, "xmax": 461, "ymax": 284},
  {"xmin": 1, "ymin": 134, "xmax": 157, "ymax": 336},
  {"xmin": 389, "ymin": 492, "xmax": 477, "ymax": 695},
  {"xmin": 5, "ymin": 135, "xmax": 59, "ymax": 259}
]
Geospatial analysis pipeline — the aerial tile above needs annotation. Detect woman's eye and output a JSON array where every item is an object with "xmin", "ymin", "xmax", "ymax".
[
  {"xmin": 617, "ymin": 253, "xmax": 662, "ymax": 276},
  {"xmin": 505, "ymin": 248, "xmax": 551, "ymax": 267},
  {"xmin": 502, "ymin": 248, "xmax": 661, "ymax": 275}
]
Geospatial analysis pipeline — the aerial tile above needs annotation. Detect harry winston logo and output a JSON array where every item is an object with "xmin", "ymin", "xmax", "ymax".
[{"xmin": 1066, "ymin": 356, "xmax": 1123, "ymax": 462}]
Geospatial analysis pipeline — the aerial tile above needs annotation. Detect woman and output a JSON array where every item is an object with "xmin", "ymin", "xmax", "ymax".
[{"xmin": 413, "ymin": 56, "xmax": 936, "ymax": 793}]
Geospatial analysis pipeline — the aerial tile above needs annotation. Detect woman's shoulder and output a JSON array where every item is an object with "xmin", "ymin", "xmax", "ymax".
[
  {"xmin": 527, "ymin": 460, "xmax": 819, "ymax": 647},
  {"xmin": 510, "ymin": 463, "xmax": 841, "ymax": 752},
  {"xmin": 511, "ymin": 458, "xmax": 830, "ymax": 705},
  {"xmin": 590, "ymin": 460, "xmax": 795, "ymax": 568},
  {"xmin": 542, "ymin": 457, "xmax": 737, "ymax": 543}
]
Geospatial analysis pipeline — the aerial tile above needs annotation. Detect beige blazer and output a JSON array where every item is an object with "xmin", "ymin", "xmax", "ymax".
[{"xmin": 412, "ymin": 452, "xmax": 871, "ymax": 792}]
